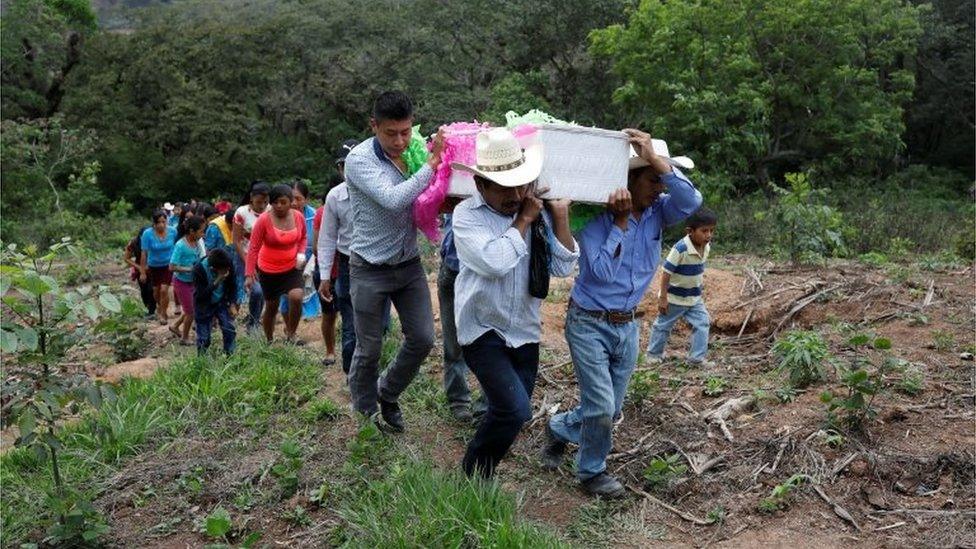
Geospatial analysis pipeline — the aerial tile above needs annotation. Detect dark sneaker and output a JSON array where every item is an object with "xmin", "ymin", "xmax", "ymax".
[
  {"xmin": 581, "ymin": 473, "xmax": 626, "ymax": 498},
  {"xmin": 378, "ymin": 398, "xmax": 405, "ymax": 433},
  {"xmin": 450, "ymin": 404, "xmax": 474, "ymax": 423},
  {"xmin": 541, "ymin": 423, "xmax": 567, "ymax": 470}
]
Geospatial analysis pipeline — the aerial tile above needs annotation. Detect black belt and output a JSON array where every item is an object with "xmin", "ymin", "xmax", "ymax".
[
  {"xmin": 350, "ymin": 252, "xmax": 420, "ymax": 271},
  {"xmin": 569, "ymin": 299, "xmax": 645, "ymax": 324}
]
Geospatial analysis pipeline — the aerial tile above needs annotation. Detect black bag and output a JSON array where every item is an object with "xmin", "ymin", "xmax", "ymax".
[{"xmin": 528, "ymin": 217, "xmax": 551, "ymax": 299}]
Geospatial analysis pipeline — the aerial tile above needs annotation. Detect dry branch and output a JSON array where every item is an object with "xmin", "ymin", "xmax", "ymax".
[{"xmin": 628, "ymin": 485, "xmax": 713, "ymax": 525}]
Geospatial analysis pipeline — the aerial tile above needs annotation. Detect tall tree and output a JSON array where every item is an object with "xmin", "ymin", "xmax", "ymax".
[{"xmin": 591, "ymin": 0, "xmax": 924, "ymax": 187}]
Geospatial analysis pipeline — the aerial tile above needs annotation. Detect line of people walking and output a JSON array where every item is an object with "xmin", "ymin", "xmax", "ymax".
[{"xmin": 125, "ymin": 90, "xmax": 719, "ymax": 499}]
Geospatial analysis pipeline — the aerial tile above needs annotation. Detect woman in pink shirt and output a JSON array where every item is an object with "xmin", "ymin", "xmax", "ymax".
[{"xmin": 245, "ymin": 184, "xmax": 308, "ymax": 343}]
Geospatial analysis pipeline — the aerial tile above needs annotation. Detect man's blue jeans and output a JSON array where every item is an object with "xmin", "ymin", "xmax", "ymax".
[
  {"xmin": 647, "ymin": 301, "xmax": 710, "ymax": 363},
  {"xmin": 549, "ymin": 305, "xmax": 638, "ymax": 480},
  {"xmin": 461, "ymin": 331, "xmax": 538, "ymax": 479},
  {"xmin": 195, "ymin": 303, "xmax": 236, "ymax": 355},
  {"xmin": 437, "ymin": 262, "xmax": 486, "ymax": 414}
]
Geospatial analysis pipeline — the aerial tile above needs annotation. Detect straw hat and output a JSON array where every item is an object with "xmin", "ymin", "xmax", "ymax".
[
  {"xmin": 450, "ymin": 128, "xmax": 543, "ymax": 188},
  {"xmin": 628, "ymin": 138, "xmax": 695, "ymax": 171}
]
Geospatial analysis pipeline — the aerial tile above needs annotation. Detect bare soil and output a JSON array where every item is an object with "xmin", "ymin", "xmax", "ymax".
[{"xmin": 8, "ymin": 254, "xmax": 974, "ymax": 548}]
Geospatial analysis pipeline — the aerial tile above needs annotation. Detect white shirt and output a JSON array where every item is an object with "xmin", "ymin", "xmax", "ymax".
[
  {"xmin": 452, "ymin": 192, "xmax": 579, "ymax": 347},
  {"xmin": 317, "ymin": 183, "xmax": 353, "ymax": 275}
]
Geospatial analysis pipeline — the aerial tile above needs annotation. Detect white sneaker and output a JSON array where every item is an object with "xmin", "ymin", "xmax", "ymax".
[
  {"xmin": 689, "ymin": 359, "xmax": 716, "ymax": 368},
  {"xmin": 645, "ymin": 354, "xmax": 663, "ymax": 365}
]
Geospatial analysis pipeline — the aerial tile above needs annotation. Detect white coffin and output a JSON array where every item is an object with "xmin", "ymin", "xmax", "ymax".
[{"xmin": 448, "ymin": 124, "xmax": 630, "ymax": 204}]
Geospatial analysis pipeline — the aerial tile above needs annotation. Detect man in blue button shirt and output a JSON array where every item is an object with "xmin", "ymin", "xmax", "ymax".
[{"xmin": 543, "ymin": 129, "xmax": 702, "ymax": 497}]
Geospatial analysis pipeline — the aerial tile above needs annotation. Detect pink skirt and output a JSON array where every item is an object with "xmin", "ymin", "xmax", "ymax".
[{"xmin": 172, "ymin": 279, "xmax": 195, "ymax": 317}]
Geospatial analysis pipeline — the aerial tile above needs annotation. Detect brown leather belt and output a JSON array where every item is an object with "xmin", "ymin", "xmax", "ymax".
[{"xmin": 569, "ymin": 300, "xmax": 645, "ymax": 324}]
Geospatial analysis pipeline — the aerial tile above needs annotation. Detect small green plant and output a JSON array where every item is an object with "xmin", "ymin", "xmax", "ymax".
[
  {"xmin": 642, "ymin": 453, "xmax": 688, "ymax": 492},
  {"xmin": 858, "ymin": 251, "xmax": 889, "ymax": 267},
  {"xmin": 43, "ymin": 491, "xmax": 111, "ymax": 546},
  {"xmin": 310, "ymin": 481, "xmax": 330, "ymax": 507},
  {"xmin": 205, "ymin": 506, "xmax": 233, "ymax": 540},
  {"xmin": 775, "ymin": 386, "xmax": 799, "ymax": 403},
  {"xmin": 931, "ymin": 329, "xmax": 955, "ymax": 352},
  {"xmin": 705, "ymin": 506, "xmax": 726, "ymax": 524},
  {"xmin": 824, "ymin": 430, "xmax": 846, "ymax": 448},
  {"xmin": 758, "ymin": 474, "xmax": 806, "ymax": 513},
  {"xmin": 772, "ymin": 330, "xmax": 830, "ymax": 388},
  {"xmin": 905, "ymin": 312, "xmax": 929, "ymax": 326},
  {"xmin": 895, "ymin": 363, "xmax": 925, "ymax": 396},
  {"xmin": 303, "ymin": 397, "xmax": 342, "ymax": 422},
  {"xmin": 271, "ymin": 440, "xmax": 303, "ymax": 498},
  {"xmin": 758, "ymin": 172, "xmax": 849, "ymax": 265},
  {"xmin": 627, "ymin": 369, "xmax": 660, "ymax": 405},
  {"xmin": 821, "ymin": 350, "xmax": 892, "ymax": 433},
  {"xmin": 281, "ymin": 505, "xmax": 312, "ymax": 527},
  {"xmin": 95, "ymin": 297, "xmax": 149, "ymax": 361},
  {"xmin": 702, "ymin": 376, "xmax": 727, "ymax": 397},
  {"xmin": 887, "ymin": 237, "xmax": 914, "ymax": 260}
]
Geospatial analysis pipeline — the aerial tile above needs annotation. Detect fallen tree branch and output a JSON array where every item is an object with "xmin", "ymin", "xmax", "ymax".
[
  {"xmin": 770, "ymin": 284, "xmax": 841, "ymax": 336},
  {"xmin": 813, "ymin": 484, "xmax": 862, "ymax": 531},
  {"xmin": 627, "ymin": 484, "xmax": 713, "ymax": 525}
]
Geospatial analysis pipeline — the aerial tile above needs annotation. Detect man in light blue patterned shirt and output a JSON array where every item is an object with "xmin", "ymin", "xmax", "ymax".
[
  {"xmin": 342, "ymin": 91, "xmax": 445, "ymax": 432},
  {"xmin": 451, "ymin": 128, "xmax": 579, "ymax": 479}
]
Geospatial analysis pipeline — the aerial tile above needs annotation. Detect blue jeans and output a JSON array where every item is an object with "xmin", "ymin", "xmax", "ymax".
[
  {"xmin": 195, "ymin": 303, "xmax": 236, "ymax": 355},
  {"xmin": 233, "ymin": 252, "xmax": 263, "ymax": 331},
  {"xmin": 646, "ymin": 301, "xmax": 710, "ymax": 362},
  {"xmin": 437, "ymin": 263, "xmax": 486, "ymax": 414},
  {"xmin": 461, "ymin": 331, "xmax": 538, "ymax": 479},
  {"xmin": 549, "ymin": 305, "xmax": 638, "ymax": 480}
]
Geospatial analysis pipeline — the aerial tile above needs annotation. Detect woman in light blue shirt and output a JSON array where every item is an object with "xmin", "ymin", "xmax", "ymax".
[{"xmin": 140, "ymin": 209, "xmax": 179, "ymax": 324}]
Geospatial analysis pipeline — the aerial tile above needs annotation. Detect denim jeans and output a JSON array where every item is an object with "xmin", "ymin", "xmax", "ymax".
[
  {"xmin": 646, "ymin": 301, "xmax": 710, "ymax": 362},
  {"xmin": 349, "ymin": 256, "xmax": 434, "ymax": 415},
  {"xmin": 437, "ymin": 263, "xmax": 486, "ymax": 414},
  {"xmin": 549, "ymin": 305, "xmax": 639, "ymax": 480},
  {"xmin": 461, "ymin": 330, "xmax": 538, "ymax": 479},
  {"xmin": 195, "ymin": 303, "xmax": 237, "ymax": 355},
  {"xmin": 233, "ymin": 252, "xmax": 263, "ymax": 331},
  {"xmin": 334, "ymin": 255, "xmax": 391, "ymax": 375}
]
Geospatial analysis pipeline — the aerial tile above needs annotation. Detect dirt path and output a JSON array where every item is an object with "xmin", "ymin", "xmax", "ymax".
[{"xmin": 12, "ymin": 256, "xmax": 973, "ymax": 547}]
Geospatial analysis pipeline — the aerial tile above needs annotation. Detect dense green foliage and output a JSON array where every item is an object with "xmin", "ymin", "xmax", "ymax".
[{"xmin": 0, "ymin": 0, "xmax": 972, "ymax": 257}]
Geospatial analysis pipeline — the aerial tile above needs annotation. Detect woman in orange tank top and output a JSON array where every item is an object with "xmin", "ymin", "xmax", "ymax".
[{"xmin": 245, "ymin": 184, "xmax": 308, "ymax": 344}]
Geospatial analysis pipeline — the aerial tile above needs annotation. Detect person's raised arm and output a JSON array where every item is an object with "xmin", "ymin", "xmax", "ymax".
[
  {"xmin": 344, "ymin": 129, "xmax": 445, "ymax": 211},
  {"xmin": 454, "ymin": 206, "xmax": 529, "ymax": 279}
]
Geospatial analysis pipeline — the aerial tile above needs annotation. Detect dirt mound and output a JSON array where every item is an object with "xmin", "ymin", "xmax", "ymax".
[{"xmin": 98, "ymin": 357, "xmax": 164, "ymax": 383}]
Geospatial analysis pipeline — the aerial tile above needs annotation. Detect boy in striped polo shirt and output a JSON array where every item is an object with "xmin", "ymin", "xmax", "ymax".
[{"xmin": 647, "ymin": 208, "xmax": 717, "ymax": 366}]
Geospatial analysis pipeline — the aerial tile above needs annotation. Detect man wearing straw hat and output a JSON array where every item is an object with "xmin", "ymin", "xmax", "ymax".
[
  {"xmin": 542, "ymin": 129, "xmax": 702, "ymax": 497},
  {"xmin": 342, "ymin": 91, "xmax": 445, "ymax": 432},
  {"xmin": 450, "ymin": 127, "xmax": 579, "ymax": 479}
]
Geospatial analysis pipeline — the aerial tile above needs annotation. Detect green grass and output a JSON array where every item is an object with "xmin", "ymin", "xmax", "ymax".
[
  {"xmin": 335, "ymin": 460, "xmax": 568, "ymax": 548},
  {"xmin": 0, "ymin": 338, "xmax": 320, "ymax": 545}
]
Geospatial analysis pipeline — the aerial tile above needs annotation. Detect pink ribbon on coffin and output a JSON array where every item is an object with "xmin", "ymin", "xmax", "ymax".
[{"xmin": 412, "ymin": 122, "xmax": 539, "ymax": 243}]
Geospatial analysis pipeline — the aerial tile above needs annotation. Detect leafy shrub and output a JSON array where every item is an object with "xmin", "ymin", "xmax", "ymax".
[
  {"xmin": 931, "ymin": 329, "xmax": 955, "ymax": 351},
  {"xmin": 271, "ymin": 440, "xmax": 304, "ymax": 498},
  {"xmin": 758, "ymin": 173, "xmax": 849, "ymax": 265},
  {"xmin": 95, "ymin": 297, "xmax": 149, "ymax": 362},
  {"xmin": 627, "ymin": 369, "xmax": 661, "ymax": 405},
  {"xmin": 642, "ymin": 453, "xmax": 688, "ymax": 492},
  {"xmin": 772, "ymin": 330, "xmax": 830, "ymax": 388},
  {"xmin": 821, "ymin": 337, "xmax": 893, "ymax": 432},
  {"xmin": 703, "ymin": 376, "xmax": 727, "ymax": 397}
]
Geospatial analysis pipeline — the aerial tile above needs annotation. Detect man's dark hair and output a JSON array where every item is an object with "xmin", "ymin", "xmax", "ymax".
[
  {"xmin": 209, "ymin": 248, "xmax": 233, "ymax": 271},
  {"xmin": 372, "ymin": 91, "xmax": 413, "ymax": 122},
  {"xmin": 686, "ymin": 207, "xmax": 718, "ymax": 229}
]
